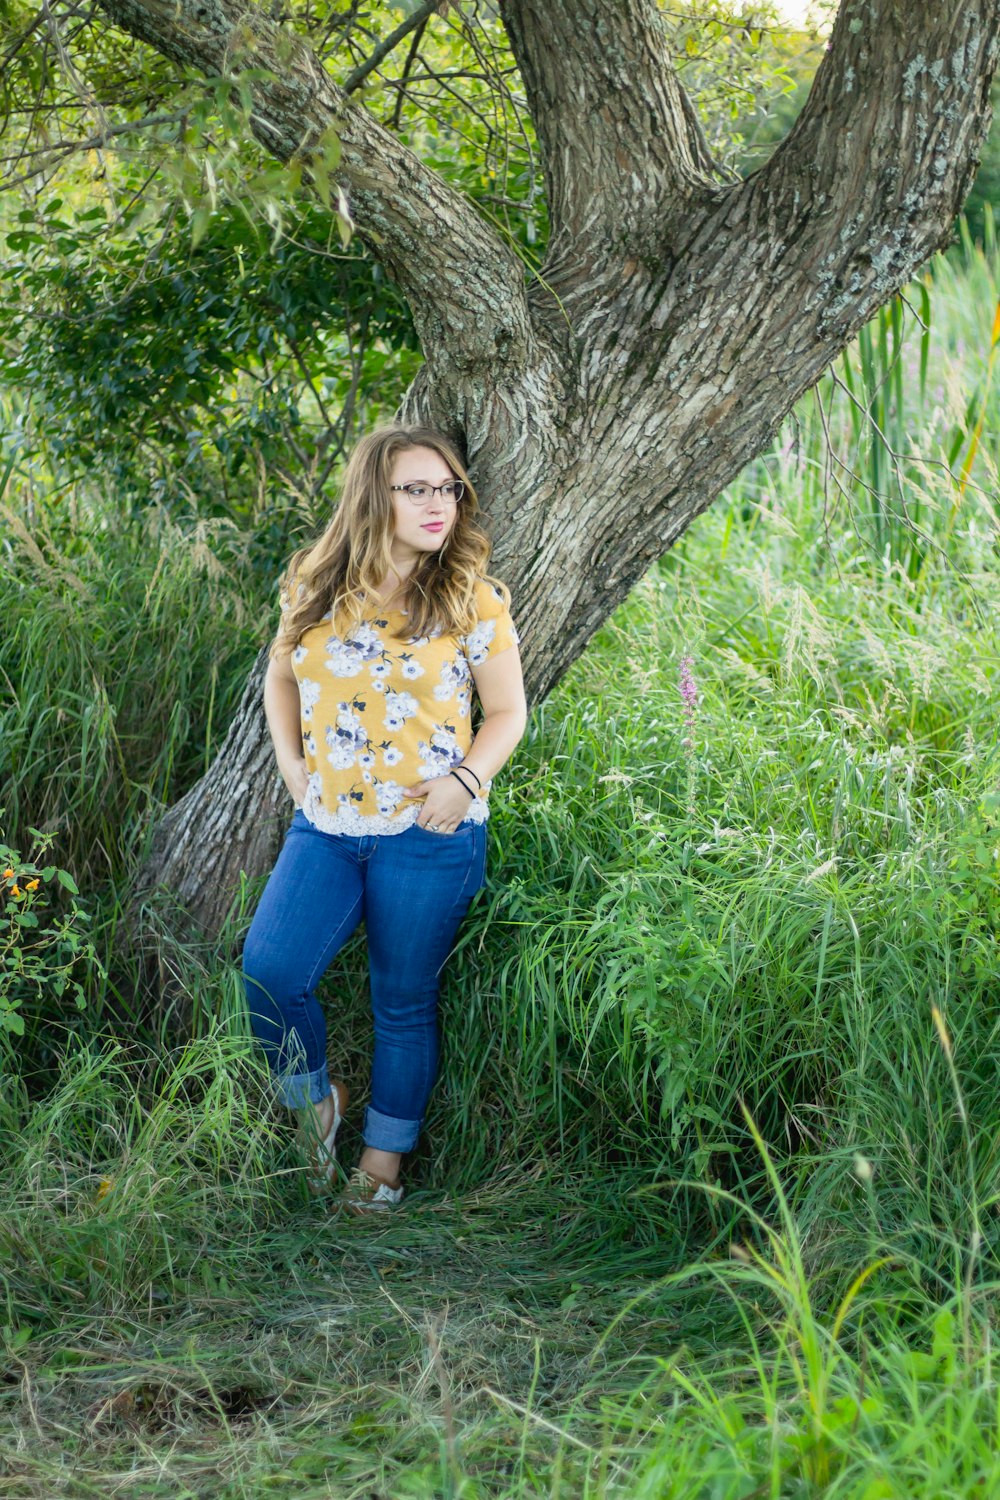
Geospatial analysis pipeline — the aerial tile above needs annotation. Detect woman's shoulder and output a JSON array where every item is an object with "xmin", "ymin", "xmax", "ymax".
[
  {"xmin": 459, "ymin": 576, "xmax": 520, "ymax": 663},
  {"xmin": 471, "ymin": 574, "xmax": 512, "ymax": 617}
]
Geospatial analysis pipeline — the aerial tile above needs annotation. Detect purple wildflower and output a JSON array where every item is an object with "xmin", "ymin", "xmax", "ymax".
[
  {"xmin": 679, "ymin": 654, "xmax": 699, "ymax": 821},
  {"xmin": 679, "ymin": 654, "xmax": 698, "ymax": 750}
]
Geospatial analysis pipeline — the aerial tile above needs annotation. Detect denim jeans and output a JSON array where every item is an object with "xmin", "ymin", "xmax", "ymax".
[{"xmin": 241, "ymin": 806, "xmax": 488, "ymax": 1153}]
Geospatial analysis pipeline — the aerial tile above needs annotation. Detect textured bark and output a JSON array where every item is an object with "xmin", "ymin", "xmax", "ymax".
[
  {"xmin": 497, "ymin": 0, "xmax": 731, "ymax": 278},
  {"xmin": 89, "ymin": 0, "xmax": 1000, "ymax": 953}
]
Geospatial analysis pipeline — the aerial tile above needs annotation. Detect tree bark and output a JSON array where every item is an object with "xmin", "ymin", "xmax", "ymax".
[{"xmin": 93, "ymin": 0, "xmax": 1000, "ymax": 955}]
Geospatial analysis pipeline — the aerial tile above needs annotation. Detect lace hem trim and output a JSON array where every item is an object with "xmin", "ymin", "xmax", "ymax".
[{"xmin": 300, "ymin": 789, "xmax": 489, "ymax": 837}]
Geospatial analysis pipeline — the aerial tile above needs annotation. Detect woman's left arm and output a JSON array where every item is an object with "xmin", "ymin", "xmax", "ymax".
[{"xmin": 461, "ymin": 643, "xmax": 528, "ymax": 786}]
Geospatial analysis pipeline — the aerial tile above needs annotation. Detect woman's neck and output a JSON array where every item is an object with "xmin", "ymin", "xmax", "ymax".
[{"xmin": 373, "ymin": 564, "xmax": 415, "ymax": 606}]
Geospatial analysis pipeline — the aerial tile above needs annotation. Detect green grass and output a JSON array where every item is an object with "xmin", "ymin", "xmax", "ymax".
[
  {"xmin": 4, "ymin": 227, "xmax": 1000, "ymax": 1494},
  {"xmin": 4, "ymin": 1039, "xmax": 1000, "ymax": 1496}
]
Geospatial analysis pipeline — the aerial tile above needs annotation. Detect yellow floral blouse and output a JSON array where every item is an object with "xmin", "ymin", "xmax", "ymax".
[{"xmin": 278, "ymin": 575, "xmax": 520, "ymax": 836}]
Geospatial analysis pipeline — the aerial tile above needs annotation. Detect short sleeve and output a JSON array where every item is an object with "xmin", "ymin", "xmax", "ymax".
[{"xmin": 463, "ymin": 580, "xmax": 520, "ymax": 667}]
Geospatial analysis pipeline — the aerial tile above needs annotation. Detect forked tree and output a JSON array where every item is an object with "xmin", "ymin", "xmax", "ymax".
[{"xmin": 27, "ymin": 0, "xmax": 1000, "ymax": 939}]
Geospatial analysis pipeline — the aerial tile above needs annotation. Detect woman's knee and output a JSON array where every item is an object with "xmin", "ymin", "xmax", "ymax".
[
  {"xmin": 241, "ymin": 941, "xmax": 298, "ymax": 1031},
  {"xmin": 371, "ymin": 978, "xmax": 439, "ymax": 1031}
]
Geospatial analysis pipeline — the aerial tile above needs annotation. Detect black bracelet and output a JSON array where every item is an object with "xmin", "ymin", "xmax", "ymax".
[
  {"xmin": 449, "ymin": 769, "xmax": 477, "ymax": 797},
  {"xmin": 456, "ymin": 763, "xmax": 482, "ymax": 789}
]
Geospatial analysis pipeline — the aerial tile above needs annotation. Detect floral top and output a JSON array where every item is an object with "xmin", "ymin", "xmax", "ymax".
[{"xmin": 278, "ymin": 575, "xmax": 520, "ymax": 836}]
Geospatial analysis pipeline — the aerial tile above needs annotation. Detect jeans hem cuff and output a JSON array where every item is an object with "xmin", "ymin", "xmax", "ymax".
[
  {"xmin": 363, "ymin": 1105, "xmax": 421, "ymax": 1153},
  {"xmin": 273, "ymin": 1061, "xmax": 332, "ymax": 1110}
]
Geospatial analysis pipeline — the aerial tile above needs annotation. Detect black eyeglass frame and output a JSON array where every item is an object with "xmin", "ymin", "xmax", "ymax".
[{"xmin": 389, "ymin": 481, "xmax": 465, "ymax": 503}]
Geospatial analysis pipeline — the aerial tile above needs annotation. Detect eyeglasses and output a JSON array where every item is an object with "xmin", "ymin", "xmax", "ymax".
[{"xmin": 390, "ymin": 481, "xmax": 465, "ymax": 506}]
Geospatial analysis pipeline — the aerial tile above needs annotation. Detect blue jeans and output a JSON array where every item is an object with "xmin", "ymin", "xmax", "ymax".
[{"xmin": 241, "ymin": 807, "xmax": 487, "ymax": 1153}]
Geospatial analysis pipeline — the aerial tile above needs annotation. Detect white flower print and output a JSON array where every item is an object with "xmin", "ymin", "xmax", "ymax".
[
  {"xmin": 463, "ymin": 618, "xmax": 497, "ymax": 667},
  {"xmin": 299, "ymin": 678, "xmax": 322, "ymax": 721},
  {"xmin": 324, "ymin": 644, "xmax": 362, "ymax": 678},
  {"xmin": 384, "ymin": 688, "xmax": 419, "ymax": 732},
  {"xmin": 375, "ymin": 779, "xmax": 408, "ymax": 815},
  {"xmin": 434, "ymin": 658, "xmax": 467, "ymax": 701},
  {"xmin": 289, "ymin": 576, "xmax": 513, "ymax": 834},
  {"xmin": 324, "ymin": 621, "xmax": 383, "ymax": 677},
  {"xmin": 324, "ymin": 704, "xmax": 367, "ymax": 769},
  {"xmin": 417, "ymin": 727, "xmax": 463, "ymax": 780}
]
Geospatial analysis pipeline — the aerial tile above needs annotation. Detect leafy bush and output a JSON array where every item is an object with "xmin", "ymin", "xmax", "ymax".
[{"xmin": 0, "ymin": 813, "xmax": 104, "ymax": 1043}]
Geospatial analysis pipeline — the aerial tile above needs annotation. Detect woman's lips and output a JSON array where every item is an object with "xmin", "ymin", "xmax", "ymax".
[{"xmin": 422, "ymin": 522, "xmax": 444, "ymax": 531}]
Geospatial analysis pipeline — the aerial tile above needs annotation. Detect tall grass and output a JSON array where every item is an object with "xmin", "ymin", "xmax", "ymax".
[
  {"xmin": 726, "ymin": 204, "xmax": 1000, "ymax": 581},
  {"xmin": 3, "ymin": 224, "xmax": 1000, "ymax": 1493}
]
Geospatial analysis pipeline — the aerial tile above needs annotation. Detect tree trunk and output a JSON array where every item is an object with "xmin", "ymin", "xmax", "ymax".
[
  {"xmin": 89, "ymin": 0, "xmax": 999, "ymax": 963},
  {"xmin": 125, "ymin": 648, "xmax": 283, "ymax": 949}
]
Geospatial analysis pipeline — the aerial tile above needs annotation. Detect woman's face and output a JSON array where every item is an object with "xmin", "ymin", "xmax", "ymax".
[{"xmin": 387, "ymin": 446, "xmax": 459, "ymax": 567}]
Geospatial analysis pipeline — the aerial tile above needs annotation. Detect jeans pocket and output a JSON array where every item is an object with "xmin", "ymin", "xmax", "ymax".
[{"xmin": 412, "ymin": 818, "xmax": 472, "ymax": 838}]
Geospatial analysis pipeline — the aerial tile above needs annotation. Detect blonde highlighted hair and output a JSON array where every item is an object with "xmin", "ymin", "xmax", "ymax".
[{"xmin": 270, "ymin": 424, "xmax": 511, "ymax": 657}]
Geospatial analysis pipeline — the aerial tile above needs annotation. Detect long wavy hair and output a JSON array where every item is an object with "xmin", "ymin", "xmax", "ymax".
[{"xmin": 270, "ymin": 424, "xmax": 510, "ymax": 657}]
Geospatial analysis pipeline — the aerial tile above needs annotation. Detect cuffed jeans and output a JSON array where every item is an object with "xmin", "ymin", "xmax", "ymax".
[{"xmin": 241, "ymin": 806, "xmax": 487, "ymax": 1154}]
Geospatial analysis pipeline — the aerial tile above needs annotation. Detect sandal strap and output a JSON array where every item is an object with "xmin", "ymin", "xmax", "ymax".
[{"xmin": 303, "ymin": 1085, "xmax": 348, "ymax": 1187}]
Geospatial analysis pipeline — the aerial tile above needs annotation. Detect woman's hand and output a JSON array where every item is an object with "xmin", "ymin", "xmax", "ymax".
[
  {"xmin": 403, "ymin": 774, "xmax": 475, "ymax": 833},
  {"xmin": 278, "ymin": 754, "xmax": 310, "ymax": 808}
]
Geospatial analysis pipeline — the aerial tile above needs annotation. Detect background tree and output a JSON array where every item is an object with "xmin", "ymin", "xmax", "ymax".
[{"xmin": 2, "ymin": 0, "xmax": 998, "ymax": 944}]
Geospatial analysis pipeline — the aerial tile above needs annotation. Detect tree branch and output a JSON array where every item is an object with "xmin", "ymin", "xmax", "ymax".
[
  {"xmin": 0, "ymin": 109, "xmax": 186, "ymax": 189},
  {"xmin": 90, "ymin": 0, "xmax": 536, "ymax": 379},
  {"xmin": 340, "ymin": 0, "xmax": 440, "ymax": 94},
  {"xmin": 756, "ymin": 0, "xmax": 1000, "ymax": 343},
  {"xmin": 497, "ymin": 0, "xmax": 726, "ymax": 281}
]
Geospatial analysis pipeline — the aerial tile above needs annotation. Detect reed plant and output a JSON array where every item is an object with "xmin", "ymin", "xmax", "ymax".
[{"xmin": 726, "ymin": 210, "xmax": 1000, "ymax": 582}]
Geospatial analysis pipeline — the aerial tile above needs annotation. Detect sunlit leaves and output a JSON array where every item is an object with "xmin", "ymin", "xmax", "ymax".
[{"xmin": 662, "ymin": 0, "xmax": 823, "ymax": 165}]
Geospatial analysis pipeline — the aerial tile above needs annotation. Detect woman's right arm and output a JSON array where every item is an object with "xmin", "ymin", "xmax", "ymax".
[{"xmin": 264, "ymin": 649, "xmax": 310, "ymax": 807}]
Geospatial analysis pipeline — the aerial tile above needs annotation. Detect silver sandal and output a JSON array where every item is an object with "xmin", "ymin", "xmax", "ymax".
[
  {"xmin": 337, "ymin": 1165, "xmax": 405, "ymax": 1213},
  {"xmin": 299, "ymin": 1081, "xmax": 349, "ymax": 1192}
]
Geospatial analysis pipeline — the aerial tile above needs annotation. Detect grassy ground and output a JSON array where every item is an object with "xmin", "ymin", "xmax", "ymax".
[
  {"xmin": 4, "ymin": 226, "xmax": 1000, "ymax": 1495},
  {"xmin": 0, "ymin": 1081, "xmax": 700, "ymax": 1497}
]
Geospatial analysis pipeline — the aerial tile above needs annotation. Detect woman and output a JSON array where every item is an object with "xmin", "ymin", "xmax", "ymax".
[{"xmin": 242, "ymin": 424, "xmax": 527, "ymax": 1213}]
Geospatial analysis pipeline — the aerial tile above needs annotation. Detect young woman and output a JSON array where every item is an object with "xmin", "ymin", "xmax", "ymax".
[{"xmin": 242, "ymin": 424, "xmax": 527, "ymax": 1213}]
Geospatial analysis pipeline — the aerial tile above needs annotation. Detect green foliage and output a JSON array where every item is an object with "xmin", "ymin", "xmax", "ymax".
[
  {"xmin": 666, "ymin": 0, "xmax": 815, "ymax": 168},
  {"xmin": 0, "ymin": 813, "xmax": 103, "ymax": 1043},
  {"xmin": 0, "ymin": 502, "xmax": 279, "ymax": 909},
  {"xmin": 0, "ymin": 0, "xmax": 831, "ymax": 521},
  {"xmin": 0, "ymin": 195, "xmax": 418, "ymax": 510}
]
